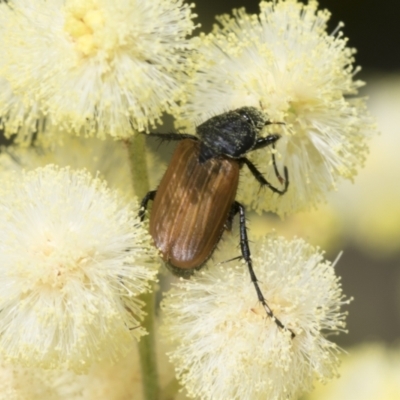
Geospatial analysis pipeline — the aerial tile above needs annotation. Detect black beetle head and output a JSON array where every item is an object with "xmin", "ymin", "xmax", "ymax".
[
  {"xmin": 196, "ymin": 106, "xmax": 268, "ymax": 158},
  {"xmin": 235, "ymin": 106, "xmax": 268, "ymax": 131}
]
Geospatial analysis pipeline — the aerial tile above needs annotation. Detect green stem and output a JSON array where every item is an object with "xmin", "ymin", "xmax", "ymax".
[
  {"xmin": 127, "ymin": 133, "xmax": 150, "ymax": 200},
  {"xmin": 138, "ymin": 291, "xmax": 159, "ymax": 400},
  {"xmin": 126, "ymin": 134, "xmax": 159, "ymax": 400},
  {"xmin": 160, "ymin": 378, "xmax": 181, "ymax": 400}
]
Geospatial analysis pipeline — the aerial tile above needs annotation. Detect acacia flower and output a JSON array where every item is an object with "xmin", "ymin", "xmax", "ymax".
[
  {"xmin": 0, "ymin": 362, "xmax": 84, "ymax": 400},
  {"xmin": 0, "ymin": 165, "xmax": 159, "ymax": 371},
  {"xmin": 0, "ymin": 0, "xmax": 197, "ymax": 143},
  {"xmin": 0, "ymin": 341, "xmax": 177, "ymax": 400},
  {"xmin": 161, "ymin": 235, "xmax": 349, "ymax": 400},
  {"xmin": 177, "ymin": 0, "xmax": 376, "ymax": 216},
  {"xmin": 0, "ymin": 77, "xmax": 50, "ymax": 147},
  {"xmin": 0, "ymin": 0, "xmax": 49, "ymax": 145}
]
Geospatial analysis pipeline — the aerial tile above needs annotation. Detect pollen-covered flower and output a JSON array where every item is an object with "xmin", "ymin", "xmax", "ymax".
[
  {"xmin": 0, "ymin": 0, "xmax": 197, "ymax": 143},
  {"xmin": 0, "ymin": 362, "xmax": 84, "ymax": 400},
  {"xmin": 177, "ymin": 0, "xmax": 375, "ymax": 216},
  {"xmin": 0, "ymin": 0, "xmax": 49, "ymax": 145},
  {"xmin": 0, "ymin": 77, "xmax": 50, "ymax": 146},
  {"xmin": 161, "ymin": 235, "xmax": 349, "ymax": 400},
  {"xmin": 0, "ymin": 165, "xmax": 159, "ymax": 371},
  {"xmin": 0, "ymin": 340, "xmax": 178, "ymax": 400}
]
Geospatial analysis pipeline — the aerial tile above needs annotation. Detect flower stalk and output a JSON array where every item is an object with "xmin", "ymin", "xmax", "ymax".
[
  {"xmin": 127, "ymin": 134, "xmax": 159, "ymax": 400},
  {"xmin": 127, "ymin": 134, "xmax": 151, "ymax": 200}
]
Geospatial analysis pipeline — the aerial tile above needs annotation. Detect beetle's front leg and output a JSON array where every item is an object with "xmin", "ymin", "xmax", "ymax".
[
  {"xmin": 231, "ymin": 201, "xmax": 295, "ymax": 338},
  {"xmin": 240, "ymin": 157, "xmax": 289, "ymax": 194},
  {"xmin": 139, "ymin": 190, "xmax": 157, "ymax": 221},
  {"xmin": 143, "ymin": 132, "xmax": 199, "ymax": 141}
]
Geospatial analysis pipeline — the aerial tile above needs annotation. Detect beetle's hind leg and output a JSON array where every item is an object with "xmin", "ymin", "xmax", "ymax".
[
  {"xmin": 231, "ymin": 201, "xmax": 295, "ymax": 338},
  {"xmin": 139, "ymin": 190, "xmax": 157, "ymax": 221}
]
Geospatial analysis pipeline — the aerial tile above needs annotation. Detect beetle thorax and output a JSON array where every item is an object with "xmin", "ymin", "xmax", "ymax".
[{"xmin": 196, "ymin": 106, "xmax": 267, "ymax": 158}]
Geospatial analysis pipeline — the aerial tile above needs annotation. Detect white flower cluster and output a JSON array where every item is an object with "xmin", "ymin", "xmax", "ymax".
[
  {"xmin": 177, "ymin": 0, "xmax": 375, "ymax": 216},
  {"xmin": 0, "ymin": 165, "xmax": 159, "ymax": 371},
  {"xmin": 162, "ymin": 236, "xmax": 349, "ymax": 400},
  {"xmin": 0, "ymin": 0, "xmax": 197, "ymax": 143}
]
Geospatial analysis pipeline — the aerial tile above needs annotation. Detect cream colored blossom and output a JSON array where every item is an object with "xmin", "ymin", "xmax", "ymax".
[
  {"xmin": 0, "ymin": 77, "xmax": 50, "ymax": 146},
  {"xmin": 0, "ymin": 0, "xmax": 197, "ymax": 143},
  {"xmin": 0, "ymin": 0, "xmax": 49, "ymax": 145},
  {"xmin": 0, "ymin": 363, "xmax": 84, "ymax": 400},
  {"xmin": 0, "ymin": 336, "xmax": 184, "ymax": 400},
  {"xmin": 161, "ymin": 235, "xmax": 349, "ymax": 400},
  {"xmin": 0, "ymin": 165, "xmax": 159, "ymax": 372},
  {"xmin": 177, "ymin": 0, "xmax": 375, "ymax": 216}
]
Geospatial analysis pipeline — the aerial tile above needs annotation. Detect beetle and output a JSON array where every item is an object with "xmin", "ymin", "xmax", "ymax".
[{"xmin": 140, "ymin": 106, "xmax": 291, "ymax": 334}]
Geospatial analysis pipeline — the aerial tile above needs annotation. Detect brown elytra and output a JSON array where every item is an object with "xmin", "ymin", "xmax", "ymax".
[{"xmin": 150, "ymin": 139, "xmax": 239, "ymax": 271}]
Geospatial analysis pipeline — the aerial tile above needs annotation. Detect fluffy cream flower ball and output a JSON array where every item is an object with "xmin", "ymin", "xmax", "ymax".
[
  {"xmin": 177, "ymin": 0, "xmax": 376, "ymax": 216},
  {"xmin": 0, "ymin": 165, "xmax": 159, "ymax": 371},
  {"xmin": 0, "ymin": 0, "xmax": 197, "ymax": 143},
  {"xmin": 162, "ymin": 235, "xmax": 349, "ymax": 400}
]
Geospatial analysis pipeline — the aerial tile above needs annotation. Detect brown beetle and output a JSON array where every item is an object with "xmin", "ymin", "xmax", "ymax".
[{"xmin": 141, "ymin": 106, "xmax": 291, "ymax": 333}]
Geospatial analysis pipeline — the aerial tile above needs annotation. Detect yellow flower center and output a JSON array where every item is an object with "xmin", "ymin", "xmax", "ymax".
[
  {"xmin": 28, "ymin": 235, "xmax": 92, "ymax": 290},
  {"xmin": 63, "ymin": 0, "xmax": 105, "ymax": 57}
]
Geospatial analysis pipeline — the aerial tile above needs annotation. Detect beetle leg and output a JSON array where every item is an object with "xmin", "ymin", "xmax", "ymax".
[
  {"xmin": 232, "ymin": 201, "xmax": 295, "ymax": 338},
  {"xmin": 252, "ymin": 134, "xmax": 281, "ymax": 151},
  {"xmin": 224, "ymin": 202, "xmax": 237, "ymax": 231},
  {"xmin": 267, "ymin": 142, "xmax": 286, "ymax": 186},
  {"xmin": 139, "ymin": 190, "xmax": 157, "ymax": 221},
  {"xmin": 270, "ymin": 143, "xmax": 286, "ymax": 185},
  {"xmin": 143, "ymin": 132, "xmax": 199, "ymax": 141},
  {"xmin": 240, "ymin": 157, "xmax": 289, "ymax": 195},
  {"xmin": 253, "ymin": 135, "xmax": 288, "ymax": 185}
]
